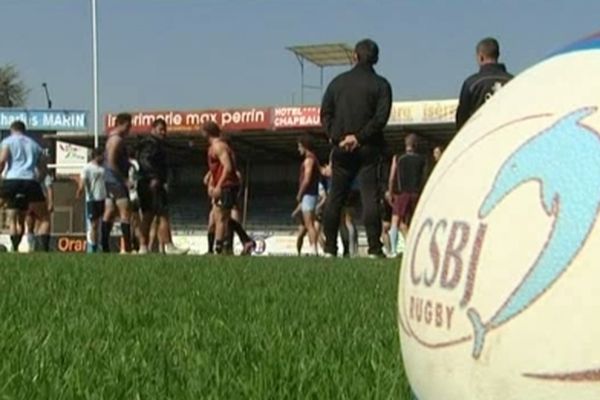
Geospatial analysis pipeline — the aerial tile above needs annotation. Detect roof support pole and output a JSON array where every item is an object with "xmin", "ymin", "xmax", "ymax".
[{"xmin": 295, "ymin": 54, "xmax": 305, "ymax": 105}]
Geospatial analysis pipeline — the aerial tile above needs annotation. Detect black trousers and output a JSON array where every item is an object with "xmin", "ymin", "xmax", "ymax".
[{"xmin": 323, "ymin": 145, "xmax": 383, "ymax": 255}]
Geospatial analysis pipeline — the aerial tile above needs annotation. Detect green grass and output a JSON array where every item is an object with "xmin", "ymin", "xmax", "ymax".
[{"xmin": 0, "ymin": 254, "xmax": 410, "ymax": 399}]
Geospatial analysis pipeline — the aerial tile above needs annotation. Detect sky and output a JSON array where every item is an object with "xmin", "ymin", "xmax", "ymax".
[{"xmin": 2, "ymin": 0, "xmax": 600, "ymax": 114}]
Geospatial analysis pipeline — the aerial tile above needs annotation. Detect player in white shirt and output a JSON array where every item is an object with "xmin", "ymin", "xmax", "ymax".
[{"xmin": 76, "ymin": 148, "xmax": 106, "ymax": 253}]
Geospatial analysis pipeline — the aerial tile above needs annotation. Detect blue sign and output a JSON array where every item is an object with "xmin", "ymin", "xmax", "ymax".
[{"xmin": 0, "ymin": 109, "xmax": 88, "ymax": 131}]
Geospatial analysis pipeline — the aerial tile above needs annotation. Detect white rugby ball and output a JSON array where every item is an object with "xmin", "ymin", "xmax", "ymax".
[{"xmin": 399, "ymin": 33, "xmax": 600, "ymax": 400}]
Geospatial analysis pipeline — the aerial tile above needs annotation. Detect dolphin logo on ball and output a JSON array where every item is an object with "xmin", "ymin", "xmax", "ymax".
[{"xmin": 467, "ymin": 107, "xmax": 600, "ymax": 359}]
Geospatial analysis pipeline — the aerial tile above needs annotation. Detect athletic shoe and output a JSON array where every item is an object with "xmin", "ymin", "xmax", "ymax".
[
  {"xmin": 368, "ymin": 251, "xmax": 387, "ymax": 259},
  {"xmin": 165, "ymin": 244, "xmax": 190, "ymax": 255},
  {"xmin": 137, "ymin": 246, "xmax": 149, "ymax": 255},
  {"xmin": 323, "ymin": 252, "xmax": 336, "ymax": 259}
]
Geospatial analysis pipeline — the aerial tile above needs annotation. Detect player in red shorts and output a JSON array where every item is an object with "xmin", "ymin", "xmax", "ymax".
[{"xmin": 386, "ymin": 133, "xmax": 426, "ymax": 257}]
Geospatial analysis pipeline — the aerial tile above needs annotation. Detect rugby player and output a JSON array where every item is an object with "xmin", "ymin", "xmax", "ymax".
[
  {"xmin": 101, "ymin": 113, "xmax": 133, "ymax": 253},
  {"xmin": 202, "ymin": 122, "xmax": 253, "ymax": 255},
  {"xmin": 296, "ymin": 134, "xmax": 320, "ymax": 256},
  {"xmin": 137, "ymin": 118, "xmax": 188, "ymax": 255},
  {"xmin": 76, "ymin": 148, "xmax": 106, "ymax": 253},
  {"xmin": 0, "ymin": 121, "xmax": 50, "ymax": 252},
  {"xmin": 387, "ymin": 134, "xmax": 426, "ymax": 255}
]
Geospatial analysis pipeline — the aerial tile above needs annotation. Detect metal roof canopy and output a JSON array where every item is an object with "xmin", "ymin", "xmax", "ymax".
[{"xmin": 287, "ymin": 43, "xmax": 354, "ymax": 104}]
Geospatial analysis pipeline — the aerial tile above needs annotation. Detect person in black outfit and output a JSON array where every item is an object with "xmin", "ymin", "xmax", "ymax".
[
  {"xmin": 455, "ymin": 37, "xmax": 513, "ymax": 131},
  {"xmin": 137, "ymin": 118, "xmax": 188, "ymax": 255},
  {"xmin": 320, "ymin": 38, "xmax": 392, "ymax": 258}
]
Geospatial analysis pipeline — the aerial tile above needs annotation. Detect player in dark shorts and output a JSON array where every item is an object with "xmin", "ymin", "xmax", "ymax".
[
  {"xmin": 202, "ymin": 121, "xmax": 254, "ymax": 255},
  {"xmin": 0, "ymin": 121, "xmax": 50, "ymax": 252},
  {"xmin": 387, "ymin": 133, "xmax": 426, "ymax": 256},
  {"xmin": 137, "ymin": 119, "xmax": 188, "ymax": 255},
  {"xmin": 225, "ymin": 170, "xmax": 247, "ymax": 254},
  {"xmin": 102, "ymin": 113, "xmax": 133, "ymax": 253}
]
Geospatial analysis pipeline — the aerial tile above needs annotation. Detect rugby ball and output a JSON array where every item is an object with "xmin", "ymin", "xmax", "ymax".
[{"xmin": 398, "ymin": 33, "xmax": 600, "ymax": 400}]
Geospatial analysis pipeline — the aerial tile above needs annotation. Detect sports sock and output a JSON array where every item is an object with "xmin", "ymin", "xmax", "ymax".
[
  {"xmin": 225, "ymin": 225, "xmax": 235, "ymax": 254},
  {"xmin": 10, "ymin": 235, "xmax": 22, "ymax": 252},
  {"xmin": 215, "ymin": 240, "xmax": 224, "ymax": 255},
  {"xmin": 26, "ymin": 233, "xmax": 35, "ymax": 251},
  {"xmin": 121, "ymin": 223, "xmax": 132, "ymax": 253},
  {"xmin": 101, "ymin": 221, "xmax": 112, "ymax": 253},
  {"xmin": 208, "ymin": 231, "xmax": 215, "ymax": 254},
  {"xmin": 230, "ymin": 220, "xmax": 251, "ymax": 244},
  {"xmin": 340, "ymin": 223, "xmax": 350, "ymax": 257},
  {"xmin": 347, "ymin": 222, "xmax": 357, "ymax": 256},
  {"xmin": 390, "ymin": 226, "xmax": 399, "ymax": 255},
  {"xmin": 36, "ymin": 235, "xmax": 50, "ymax": 252}
]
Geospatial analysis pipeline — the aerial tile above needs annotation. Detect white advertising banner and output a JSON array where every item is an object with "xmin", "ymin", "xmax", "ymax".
[
  {"xmin": 55, "ymin": 140, "xmax": 89, "ymax": 175},
  {"xmin": 387, "ymin": 99, "xmax": 458, "ymax": 126}
]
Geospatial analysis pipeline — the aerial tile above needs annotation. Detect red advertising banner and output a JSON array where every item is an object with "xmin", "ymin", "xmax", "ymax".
[
  {"xmin": 272, "ymin": 106, "xmax": 321, "ymax": 130},
  {"xmin": 105, "ymin": 108, "xmax": 272, "ymax": 134}
]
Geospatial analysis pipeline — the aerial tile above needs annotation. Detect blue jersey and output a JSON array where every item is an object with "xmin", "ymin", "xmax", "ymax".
[{"xmin": 1, "ymin": 133, "xmax": 43, "ymax": 180}]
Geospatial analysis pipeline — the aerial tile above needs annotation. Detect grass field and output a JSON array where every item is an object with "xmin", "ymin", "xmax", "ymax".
[{"xmin": 0, "ymin": 254, "xmax": 410, "ymax": 399}]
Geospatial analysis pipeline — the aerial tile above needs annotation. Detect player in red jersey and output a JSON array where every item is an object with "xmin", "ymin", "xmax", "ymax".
[{"xmin": 202, "ymin": 121, "xmax": 253, "ymax": 255}]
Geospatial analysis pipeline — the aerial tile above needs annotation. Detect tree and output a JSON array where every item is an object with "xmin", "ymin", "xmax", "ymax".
[{"xmin": 0, "ymin": 64, "xmax": 28, "ymax": 107}]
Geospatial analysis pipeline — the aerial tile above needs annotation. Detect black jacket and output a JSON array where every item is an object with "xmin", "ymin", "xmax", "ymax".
[
  {"xmin": 455, "ymin": 63, "xmax": 513, "ymax": 130},
  {"xmin": 320, "ymin": 63, "xmax": 392, "ymax": 147},
  {"xmin": 137, "ymin": 135, "xmax": 168, "ymax": 182}
]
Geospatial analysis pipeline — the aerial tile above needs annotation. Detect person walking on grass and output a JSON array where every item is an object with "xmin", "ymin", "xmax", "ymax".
[{"xmin": 386, "ymin": 134, "xmax": 426, "ymax": 257}]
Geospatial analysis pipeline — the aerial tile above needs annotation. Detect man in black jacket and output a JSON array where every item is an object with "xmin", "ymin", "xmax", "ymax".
[
  {"xmin": 455, "ymin": 37, "xmax": 513, "ymax": 131},
  {"xmin": 137, "ymin": 118, "xmax": 188, "ymax": 255},
  {"xmin": 320, "ymin": 38, "xmax": 392, "ymax": 258}
]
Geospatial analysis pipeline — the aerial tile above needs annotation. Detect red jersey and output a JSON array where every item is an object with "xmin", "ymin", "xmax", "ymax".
[
  {"xmin": 299, "ymin": 152, "xmax": 320, "ymax": 196},
  {"xmin": 208, "ymin": 140, "xmax": 240, "ymax": 188}
]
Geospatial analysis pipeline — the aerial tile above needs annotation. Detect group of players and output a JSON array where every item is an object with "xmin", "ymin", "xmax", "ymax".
[
  {"xmin": 292, "ymin": 131, "xmax": 443, "ymax": 258},
  {"xmin": 0, "ymin": 113, "xmax": 257, "ymax": 255},
  {"xmin": 0, "ymin": 115, "xmax": 440, "ymax": 257},
  {"xmin": 77, "ymin": 114, "xmax": 257, "ymax": 255}
]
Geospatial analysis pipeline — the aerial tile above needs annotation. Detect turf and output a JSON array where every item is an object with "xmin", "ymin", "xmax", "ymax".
[{"xmin": 0, "ymin": 254, "xmax": 410, "ymax": 399}]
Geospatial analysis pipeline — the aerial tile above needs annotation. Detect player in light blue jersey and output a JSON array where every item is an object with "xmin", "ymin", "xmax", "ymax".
[{"xmin": 0, "ymin": 121, "xmax": 51, "ymax": 252}]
